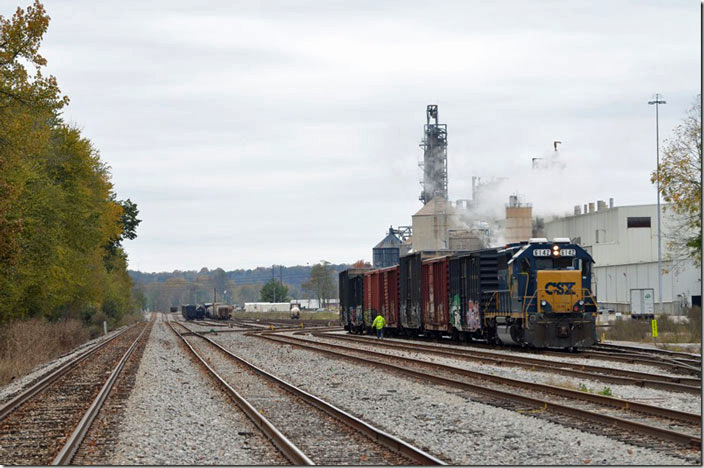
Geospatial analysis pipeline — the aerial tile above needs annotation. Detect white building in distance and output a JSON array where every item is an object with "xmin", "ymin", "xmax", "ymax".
[{"xmin": 544, "ymin": 201, "xmax": 701, "ymax": 315}]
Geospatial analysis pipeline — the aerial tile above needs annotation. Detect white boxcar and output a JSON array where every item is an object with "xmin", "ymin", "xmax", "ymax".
[{"xmin": 244, "ymin": 302, "xmax": 290, "ymax": 313}]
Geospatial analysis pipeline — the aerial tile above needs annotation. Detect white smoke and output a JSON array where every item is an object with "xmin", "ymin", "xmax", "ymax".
[{"xmin": 451, "ymin": 146, "xmax": 605, "ymax": 247}]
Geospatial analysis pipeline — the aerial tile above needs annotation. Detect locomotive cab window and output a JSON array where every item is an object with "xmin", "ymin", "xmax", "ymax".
[{"xmin": 534, "ymin": 257, "xmax": 575, "ymax": 270}]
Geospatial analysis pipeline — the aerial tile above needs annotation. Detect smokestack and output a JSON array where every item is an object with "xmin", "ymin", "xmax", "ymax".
[
  {"xmin": 574, "ymin": 205, "xmax": 581, "ymax": 215},
  {"xmin": 588, "ymin": 202, "xmax": 595, "ymax": 213},
  {"xmin": 597, "ymin": 200, "xmax": 607, "ymax": 211},
  {"xmin": 609, "ymin": 197, "xmax": 614, "ymax": 209}
]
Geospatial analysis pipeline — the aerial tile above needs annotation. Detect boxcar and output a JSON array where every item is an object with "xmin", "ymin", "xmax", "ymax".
[
  {"xmin": 380, "ymin": 265, "xmax": 400, "ymax": 329},
  {"xmin": 363, "ymin": 265, "xmax": 400, "ymax": 332},
  {"xmin": 421, "ymin": 255, "xmax": 451, "ymax": 337},
  {"xmin": 399, "ymin": 252, "xmax": 422, "ymax": 333},
  {"xmin": 448, "ymin": 248, "xmax": 511, "ymax": 341},
  {"xmin": 339, "ymin": 268, "xmax": 369, "ymax": 333}
]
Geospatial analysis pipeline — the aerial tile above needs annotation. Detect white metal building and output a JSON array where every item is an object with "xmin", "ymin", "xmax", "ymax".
[
  {"xmin": 244, "ymin": 302, "xmax": 290, "ymax": 313},
  {"xmin": 544, "ymin": 202, "xmax": 701, "ymax": 315}
]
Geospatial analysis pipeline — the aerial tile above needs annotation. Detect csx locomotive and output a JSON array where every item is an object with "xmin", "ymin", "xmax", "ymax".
[{"xmin": 339, "ymin": 238, "xmax": 598, "ymax": 349}]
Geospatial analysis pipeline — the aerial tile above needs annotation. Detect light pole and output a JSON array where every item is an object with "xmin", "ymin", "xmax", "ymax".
[{"xmin": 648, "ymin": 93, "xmax": 666, "ymax": 315}]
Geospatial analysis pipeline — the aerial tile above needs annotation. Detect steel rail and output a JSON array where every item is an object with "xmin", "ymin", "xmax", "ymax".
[
  {"xmin": 0, "ymin": 326, "xmax": 132, "ymax": 423},
  {"xmin": 51, "ymin": 322, "xmax": 152, "ymax": 465},
  {"xmin": 393, "ymin": 334, "xmax": 701, "ymax": 376},
  {"xmin": 177, "ymin": 322, "xmax": 446, "ymax": 466},
  {"xmin": 166, "ymin": 320, "xmax": 313, "ymax": 465},
  {"xmin": 257, "ymin": 333, "xmax": 701, "ymax": 448},
  {"xmin": 311, "ymin": 332, "xmax": 701, "ymax": 394},
  {"xmin": 594, "ymin": 343, "xmax": 702, "ymax": 361}
]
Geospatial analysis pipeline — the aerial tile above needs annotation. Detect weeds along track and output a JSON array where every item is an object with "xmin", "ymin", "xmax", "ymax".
[
  {"xmin": 169, "ymin": 320, "xmax": 445, "ymax": 466},
  {"xmin": 310, "ymin": 332, "xmax": 701, "ymax": 394},
  {"xmin": 258, "ymin": 332, "xmax": 701, "ymax": 461},
  {"xmin": 0, "ymin": 320, "xmax": 152, "ymax": 465}
]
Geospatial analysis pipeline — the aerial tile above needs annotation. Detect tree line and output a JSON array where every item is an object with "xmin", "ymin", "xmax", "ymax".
[
  {"xmin": 0, "ymin": 1, "xmax": 141, "ymax": 326},
  {"xmin": 132, "ymin": 262, "xmax": 345, "ymax": 311}
]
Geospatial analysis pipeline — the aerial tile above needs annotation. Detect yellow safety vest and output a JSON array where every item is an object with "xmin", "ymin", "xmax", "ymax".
[{"xmin": 372, "ymin": 315, "xmax": 386, "ymax": 330}]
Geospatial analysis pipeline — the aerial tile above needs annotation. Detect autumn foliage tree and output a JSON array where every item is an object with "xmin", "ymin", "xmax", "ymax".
[
  {"xmin": 302, "ymin": 261, "xmax": 336, "ymax": 308},
  {"xmin": 651, "ymin": 95, "xmax": 702, "ymax": 266},
  {"xmin": 0, "ymin": 1, "xmax": 140, "ymax": 324}
]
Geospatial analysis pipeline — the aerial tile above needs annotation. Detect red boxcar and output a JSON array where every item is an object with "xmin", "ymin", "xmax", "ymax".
[
  {"xmin": 380, "ymin": 265, "xmax": 399, "ymax": 328},
  {"xmin": 363, "ymin": 270, "xmax": 382, "ymax": 328},
  {"xmin": 421, "ymin": 256, "xmax": 451, "ymax": 334}
]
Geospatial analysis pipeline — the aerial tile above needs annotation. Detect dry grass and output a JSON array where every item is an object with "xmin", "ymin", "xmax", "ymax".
[
  {"xmin": 0, "ymin": 318, "xmax": 90, "ymax": 387},
  {"xmin": 602, "ymin": 307, "xmax": 702, "ymax": 344}
]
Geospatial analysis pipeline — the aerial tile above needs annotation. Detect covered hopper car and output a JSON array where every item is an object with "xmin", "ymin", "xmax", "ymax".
[{"xmin": 340, "ymin": 239, "xmax": 598, "ymax": 349}]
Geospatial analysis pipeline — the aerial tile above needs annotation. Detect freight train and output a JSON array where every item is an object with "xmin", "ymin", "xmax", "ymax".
[
  {"xmin": 180, "ymin": 303, "xmax": 233, "ymax": 320},
  {"xmin": 339, "ymin": 238, "xmax": 598, "ymax": 349}
]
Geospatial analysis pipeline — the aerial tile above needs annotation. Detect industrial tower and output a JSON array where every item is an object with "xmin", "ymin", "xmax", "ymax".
[{"xmin": 418, "ymin": 104, "xmax": 448, "ymax": 204}]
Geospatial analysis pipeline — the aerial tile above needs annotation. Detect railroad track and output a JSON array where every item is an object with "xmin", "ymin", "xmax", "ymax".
[
  {"xmin": 168, "ymin": 320, "xmax": 445, "ymax": 465},
  {"xmin": 592, "ymin": 343, "xmax": 701, "ymax": 369},
  {"xmin": 256, "ymin": 331, "xmax": 701, "ymax": 460},
  {"xmin": 309, "ymin": 332, "xmax": 701, "ymax": 394},
  {"xmin": 0, "ymin": 320, "xmax": 152, "ymax": 465},
  {"xmin": 376, "ymin": 333, "xmax": 701, "ymax": 376},
  {"xmin": 594, "ymin": 343, "xmax": 702, "ymax": 361}
]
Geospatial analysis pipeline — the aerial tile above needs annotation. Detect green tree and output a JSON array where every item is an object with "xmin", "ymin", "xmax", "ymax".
[
  {"xmin": 302, "ymin": 261, "xmax": 336, "ymax": 308},
  {"xmin": 651, "ymin": 95, "xmax": 702, "ymax": 266},
  {"xmin": 0, "ymin": 2, "xmax": 140, "ymax": 325},
  {"xmin": 260, "ymin": 279, "xmax": 289, "ymax": 302}
]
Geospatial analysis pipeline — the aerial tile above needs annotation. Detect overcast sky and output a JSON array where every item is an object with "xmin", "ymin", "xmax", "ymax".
[{"xmin": 22, "ymin": 0, "xmax": 700, "ymax": 271}]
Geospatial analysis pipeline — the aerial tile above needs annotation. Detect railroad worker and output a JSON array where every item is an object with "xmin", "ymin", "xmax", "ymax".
[{"xmin": 371, "ymin": 314, "xmax": 386, "ymax": 339}]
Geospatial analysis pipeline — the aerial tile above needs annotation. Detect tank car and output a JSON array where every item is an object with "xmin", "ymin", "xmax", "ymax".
[
  {"xmin": 290, "ymin": 306, "xmax": 301, "ymax": 319},
  {"xmin": 205, "ymin": 303, "xmax": 233, "ymax": 320}
]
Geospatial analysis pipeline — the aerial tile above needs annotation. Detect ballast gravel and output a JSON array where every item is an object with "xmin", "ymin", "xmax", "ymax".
[
  {"xmin": 205, "ymin": 330, "xmax": 695, "ymax": 465},
  {"xmin": 108, "ymin": 318, "xmax": 287, "ymax": 465},
  {"xmin": 298, "ymin": 333, "xmax": 701, "ymax": 415}
]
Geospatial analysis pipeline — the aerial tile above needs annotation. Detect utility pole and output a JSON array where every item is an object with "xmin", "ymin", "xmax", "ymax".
[
  {"xmin": 272, "ymin": 264, "xmax": 276, "ymax": 303},
  {"xmin": 648, "ymin": 93, "xmax": 666, "ymax": 316}
]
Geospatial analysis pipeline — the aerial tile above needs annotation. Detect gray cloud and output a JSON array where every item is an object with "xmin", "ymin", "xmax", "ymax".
[{"xmin": 20, "ymin": 0, "xmax": 699, "ymax": 271}]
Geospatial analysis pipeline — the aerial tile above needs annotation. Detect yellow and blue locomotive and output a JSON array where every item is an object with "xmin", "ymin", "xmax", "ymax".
[{"xmin": 485, "ymin": 238, "xmax": 598, "ymax": 348}]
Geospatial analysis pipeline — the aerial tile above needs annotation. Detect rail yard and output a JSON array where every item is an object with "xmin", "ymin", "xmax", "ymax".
[{"xmin": 0, "ymin": 312, "xmax": 699, "ymax": 465}]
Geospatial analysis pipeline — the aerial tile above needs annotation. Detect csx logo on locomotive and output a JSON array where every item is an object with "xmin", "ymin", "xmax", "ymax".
[{"xmin": 544, "ymin": 282, "xmax": 576, "ymax": 295}]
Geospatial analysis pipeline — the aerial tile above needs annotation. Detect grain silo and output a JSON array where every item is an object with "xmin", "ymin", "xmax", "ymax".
[
  {"xmin": 505, "ymin": 195, "xmax": 532, "ymax": 244},
  {"xmin": 372, "ymin": 227, "xmax": 402, "ymax": 267},
  {"xmin": 411, "ymin": 197, "xmax": 458, "ymax": 251}
]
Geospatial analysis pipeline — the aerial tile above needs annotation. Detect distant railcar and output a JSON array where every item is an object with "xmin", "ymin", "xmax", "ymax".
[
  {"xmin": 205, "ymin": 303, "xmax": 232, "ymax": 320},
  {"xmin": 181, "ymin": 304, "xmax": 198, "ymax": 321},
  {"xmin": 290, "ymin": 306, "xmax": 301, "ymax": 319}
]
